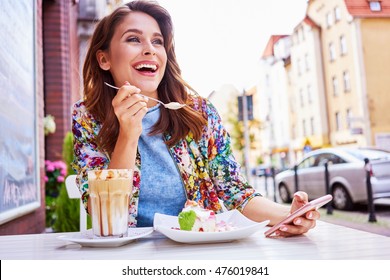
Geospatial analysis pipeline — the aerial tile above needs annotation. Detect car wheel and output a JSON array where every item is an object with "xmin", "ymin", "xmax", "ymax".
[
  {"xmin": 279, "ymin": 183, "xmax": 292, "ymax": 203},
  {"xmin": 332, "ymin": 184, "xmax": 353, "ymax": 210}
]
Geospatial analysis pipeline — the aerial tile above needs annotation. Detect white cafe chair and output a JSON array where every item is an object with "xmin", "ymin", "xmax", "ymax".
[{"xmin": 65, "ymin": 175, "xmax": 87, "ymax": 232}]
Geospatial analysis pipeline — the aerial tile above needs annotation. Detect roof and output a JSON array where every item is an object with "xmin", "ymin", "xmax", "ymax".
[
  {"xmin": 294, "ymin": 15, "xmax": 319, "ymax": 32},
  {"xmin": 344, "ymin": 0, "xmax": 390, "ymax": 17},
  {"xmin": 261, "ymin": 35, "xmax": 289, "ymax": 58},
  {"xmin": 303, "ymin": 15, "xmax": 319, "ymax": 27}
]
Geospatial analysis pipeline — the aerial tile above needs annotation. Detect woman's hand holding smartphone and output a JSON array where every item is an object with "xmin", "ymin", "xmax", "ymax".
[{"xmin": 264, "ymin": 194, "xmax": 333, "ymax": 237}]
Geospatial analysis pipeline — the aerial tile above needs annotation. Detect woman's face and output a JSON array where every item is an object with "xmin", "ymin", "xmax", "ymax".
[{"xmin": 100, "ymin": 11, "xmax": 167, "ymax": 97}]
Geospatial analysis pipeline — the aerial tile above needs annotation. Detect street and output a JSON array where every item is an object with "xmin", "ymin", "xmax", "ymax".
[{"xmin": 251, "ymin": 174, "xmax": 390, "ymax": 237}]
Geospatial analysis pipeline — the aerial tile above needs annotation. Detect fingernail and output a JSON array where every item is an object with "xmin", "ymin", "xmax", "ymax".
[
  {"xmin": 295, "ymin": 219, "xmax": 302, "ymax": 225},
  {"xmin": 280, "ymin": 226, "xmax": 288, "ymax": 232},
  {"xmin": 307, "ymin": 212, "xmax": 313, "ymax": 219},
  {"xmin": 124, "ymin": 81, "xmax": 130, "ymax": 85},
  {"xmin": 294, "ymin": 193, "xmax": 304, "ymax": 201}
]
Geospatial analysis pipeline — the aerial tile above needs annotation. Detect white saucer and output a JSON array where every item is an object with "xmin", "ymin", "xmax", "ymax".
[
  {"xmin": 154, "ymin": 210, "xmax": 269, "ymax": 244},
  {"xmin": 57, "ymin": 227, "xmax": 153, "ymax": 247}
]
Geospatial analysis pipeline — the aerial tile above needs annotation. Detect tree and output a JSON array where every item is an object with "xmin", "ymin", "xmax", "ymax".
[{"xmin": 225, "ymin": 96, "xmax": 262, "ymax": 167}]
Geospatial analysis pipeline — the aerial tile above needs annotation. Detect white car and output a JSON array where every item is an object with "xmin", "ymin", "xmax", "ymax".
[{"xmin": 275, "ymin": 148, "xmax": 390, "ymax": 210}]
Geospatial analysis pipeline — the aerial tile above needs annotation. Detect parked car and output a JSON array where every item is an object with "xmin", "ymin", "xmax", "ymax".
[{"xmin": 275, "ymin": 147, "xmax": 390, "ymax": 210}]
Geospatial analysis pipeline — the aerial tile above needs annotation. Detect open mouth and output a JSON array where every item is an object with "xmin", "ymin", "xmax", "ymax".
[{"xmin": 134, "ymin": 63, "xmax": 158, "ymax": 73}]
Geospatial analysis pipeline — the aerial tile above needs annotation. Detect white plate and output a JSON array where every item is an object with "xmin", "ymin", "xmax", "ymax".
[
  {"xmin": 57, "ymin": 227, "xmax": 153, "ymax": 248},
  {"xmin": 153, "ymin": 210, "xmax": 269, "ymax": 244}
]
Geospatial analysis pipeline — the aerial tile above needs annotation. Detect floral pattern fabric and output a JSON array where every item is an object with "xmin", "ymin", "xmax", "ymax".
[{"xmin": 71, "ymin": 96, "xmax": 261, "ymax": 226}]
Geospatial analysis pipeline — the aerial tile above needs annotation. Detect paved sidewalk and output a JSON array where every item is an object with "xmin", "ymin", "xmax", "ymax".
[{"xmin": 318, "ymin": 206, "xmax": 390, "ymax": 237}]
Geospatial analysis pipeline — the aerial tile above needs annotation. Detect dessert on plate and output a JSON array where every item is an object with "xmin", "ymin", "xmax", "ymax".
[{"xmin": 178, "ymin": 200, "xmax": 235, "ymax": 232}]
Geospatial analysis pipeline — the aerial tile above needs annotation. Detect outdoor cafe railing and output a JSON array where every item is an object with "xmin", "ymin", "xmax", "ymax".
[{"xmin": 291, "ymin": 159, "xmax": 381, "ymax": 222}]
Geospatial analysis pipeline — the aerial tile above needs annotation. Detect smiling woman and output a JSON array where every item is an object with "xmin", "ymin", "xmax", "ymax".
[
  {"xmin": 71, "ymin": 0, "xmax": 319, "ymax": 238},
  {"xmin": 96, "ymin": 12, "xmax": 167, "ymax": 95}
]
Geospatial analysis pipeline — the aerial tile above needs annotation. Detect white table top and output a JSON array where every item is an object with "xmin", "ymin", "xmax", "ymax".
[{"xmin": 1, "ymin": 221, "xmax": 390, "ymax": 260}]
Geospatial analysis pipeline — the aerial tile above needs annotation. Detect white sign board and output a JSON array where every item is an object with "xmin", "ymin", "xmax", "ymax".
[{"xmin": 0, "ymin": 0, "xmax": 40, "ymax": 225}]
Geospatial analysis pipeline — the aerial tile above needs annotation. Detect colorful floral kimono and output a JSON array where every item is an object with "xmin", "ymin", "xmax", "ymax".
[{"xmin": 71, "ymin": 96, "xmax": 261, "ymax": 226}]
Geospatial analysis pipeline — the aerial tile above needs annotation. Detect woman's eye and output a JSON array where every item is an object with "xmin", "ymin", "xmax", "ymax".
[
  {"xmin": 152, "ymin": 38, "xmax": 164, "ymax": 45},
  {"xmin": 126, "ymin": 36, "xmax": 140, "ymax": 43}
]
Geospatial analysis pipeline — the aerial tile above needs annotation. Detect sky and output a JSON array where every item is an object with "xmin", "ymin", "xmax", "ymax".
[{"xmin": 156, "ymin": 0, "xmax": 308, "ymax": 97}]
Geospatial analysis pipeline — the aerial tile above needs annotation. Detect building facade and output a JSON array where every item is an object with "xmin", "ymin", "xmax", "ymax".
[
  {"xmin": 307, "ymin": 0, "xmax": 390, "ymax": 148},
  {"xmin": 258, "ymin": 35, "xmax": 293, "ymax": 168},
  {"xmin": 258, "ymin": 0, "xmax": 390, "ymax": 168},
  {"xmin": 289, "ymin": 15, "xmax": 330, "ymax": 162}
]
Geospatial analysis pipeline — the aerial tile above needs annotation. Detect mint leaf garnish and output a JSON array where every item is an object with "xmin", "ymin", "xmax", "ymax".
[{"xmin": 178, "ymin": 210, "xmax": 196, "ymax": 231}]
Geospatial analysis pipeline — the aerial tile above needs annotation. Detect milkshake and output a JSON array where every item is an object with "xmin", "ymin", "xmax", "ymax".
[{"xmin": 88, "ymin": 169, "xmax": 132, "ymax": 238}]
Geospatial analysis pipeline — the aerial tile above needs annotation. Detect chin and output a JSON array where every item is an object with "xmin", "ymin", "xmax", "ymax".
[{"xmin": 135, "ymin": 82, "xmax": 160, "ymax": 94}]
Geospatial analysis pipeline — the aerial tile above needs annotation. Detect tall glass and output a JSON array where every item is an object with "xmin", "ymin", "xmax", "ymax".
[{"xmin": 88, "ymin": 169, "xmax": 133, "ymax": 238}]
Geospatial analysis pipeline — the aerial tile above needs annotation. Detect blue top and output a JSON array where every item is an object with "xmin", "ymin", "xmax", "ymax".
[{"xmin": 136, "ymin": 105, "xmax": 187, "ymax": 227}]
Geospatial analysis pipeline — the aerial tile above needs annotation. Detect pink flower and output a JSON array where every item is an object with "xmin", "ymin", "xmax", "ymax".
[
  {"xmin": 46, "ymin": 162, "xmax": 55, "ymax": 172},
  {"xmin": 44, "ymin": 176, "xmax": 49, "ymax": 182},
  {"xmin": 60, "ymin": 167, "xmax": 67, "ymax": 176},
  {"xmin": 54, "ymin": 161, "xmax": 66, "ymax": 169},
  {"xmin": 57, "ymin": 176, "xmax": 65, "ymax": 183}
]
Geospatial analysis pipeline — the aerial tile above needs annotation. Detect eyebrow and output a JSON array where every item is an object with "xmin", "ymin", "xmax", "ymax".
[{"xmin": 121, "ymin": 28, "xmax": 163, "ymax": 39}]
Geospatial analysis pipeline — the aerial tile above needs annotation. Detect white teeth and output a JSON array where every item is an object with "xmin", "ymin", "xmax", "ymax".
[{"xmin": 135, "ymin": 64, "xmax": 157, "ymax": 70}]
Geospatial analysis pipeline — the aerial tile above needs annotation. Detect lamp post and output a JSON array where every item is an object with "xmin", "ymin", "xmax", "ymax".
[{"xmin": 242, "ymin": 90, "xmax": 251, "ymax": 184}]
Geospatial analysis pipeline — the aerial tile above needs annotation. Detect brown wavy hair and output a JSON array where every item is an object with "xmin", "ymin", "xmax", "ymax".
[{"xmin": 83, "ymin": 0, "xmax": 207, "ymax": 155}]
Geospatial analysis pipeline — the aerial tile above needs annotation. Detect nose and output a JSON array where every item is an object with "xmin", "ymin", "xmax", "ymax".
[
  {"xmin": 143, "ymin": 42, "xmax": 156, "ymax": 56},
  {"xmin": 143, "ymin": 50, "xmax": 155, "ymax": 55}
]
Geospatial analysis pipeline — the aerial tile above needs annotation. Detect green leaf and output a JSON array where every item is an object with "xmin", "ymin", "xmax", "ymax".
[{"xmin": 178, "ymin": 210, "xmax": 196, "ymax": 231}]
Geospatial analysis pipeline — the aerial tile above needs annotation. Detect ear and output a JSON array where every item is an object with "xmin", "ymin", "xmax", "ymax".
[{"xmin": 96, "ymin": 50, "xmax": 110, "ymax": 71}]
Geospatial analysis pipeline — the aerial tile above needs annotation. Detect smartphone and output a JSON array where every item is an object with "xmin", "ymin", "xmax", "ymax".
[{"xmin": 264, "ymin": 194, "xmax": 333, "ymax": 237}]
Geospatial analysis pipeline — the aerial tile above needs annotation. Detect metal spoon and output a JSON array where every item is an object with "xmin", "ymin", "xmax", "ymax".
[{"xmin": 104, "ymin": 82, "xmax": 186, "ymax": 110}]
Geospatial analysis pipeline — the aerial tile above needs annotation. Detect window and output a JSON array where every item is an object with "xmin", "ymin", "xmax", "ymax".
[
  {"xmin": 302, "ymin": 119, "xmax": 307, "ymax": 136},
  {"xmin": 307, "ymin": 84, "xmax": 313, "ymax": 104},
  {"xmin": 294, "ymin": 32, "xmax": 299, "ymax": 45},
  {"xmin": 0, "ymin": 1, "xmax": 41, "ymax": 223},
  {"xmin": 335, "ymin": 111, "xmax": 341, "ymax": 131},
  {"xmin": 329, "ymin": 42, "xmax": 336, "ymax": 61},
  {"xmin": 326, "ymin": 12, "xmax": 334, "ymax": 28},
  {"xmin": 299, "ymin": 156, "xmax": 316, "ymax": 169},
  {"xmin": 340, "ymin": 35, "xmax": 347, "ymax": 55},
  {"xmin": 315, "ymin": 153, "xmax": 346, "ymax": 166},
  {"xmin": 369, "ymin": 1, "xmax": 382, "ymax": 12},
  {"xmin": 343, "ymin": 70, "xmax": 351, "ymax": 92},
  {"xmin": 304, "ymin": 53, "xmax": 310, "ymax": 71},
  {"xmin": 310, "ymin": 117, "xmax": 315, "ymax": 135},
  {"xmin": 297, "ymin": 58, "xmax": 302, "ymax": 76},
  {"xmin": 334, "ymin": 6, "xmax": 341, "ymax": 22},
  {"xmin": 298, "ymin": 27, "xmax": 305, "ymax": 42},
  {"xmin": 300, "ymin": 88, "xmax": 304, "ymax": 107},
  {"xmin": 332, "ymin": 76, "xmax": 339, "ymax": 96},
  {"xmin": 346, "ymin": 108, "xmax": 352, "ymax": 129}
]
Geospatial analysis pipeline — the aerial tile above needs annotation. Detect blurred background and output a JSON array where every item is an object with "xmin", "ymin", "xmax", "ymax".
[{"xmin": 0, "ymin": 0, "xmax": 389, "ymax": 236}]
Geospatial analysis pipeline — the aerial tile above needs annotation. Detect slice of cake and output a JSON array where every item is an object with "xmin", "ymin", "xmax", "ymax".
[{"xmin": 178, "ymin": 200, "xmax": 216, "ymax": 232}]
